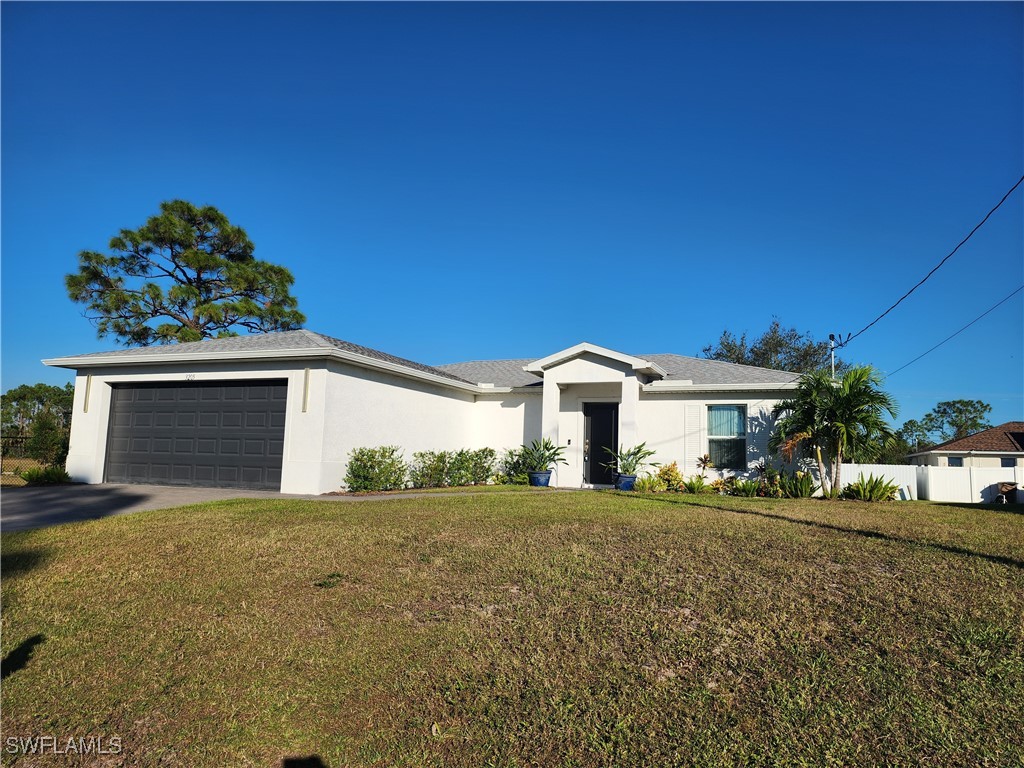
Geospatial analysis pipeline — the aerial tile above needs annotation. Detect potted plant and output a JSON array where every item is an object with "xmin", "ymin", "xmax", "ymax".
[
  {"xmin": 603, "ymin": 442, "xmax": 658, "ymax": 491},
  {"xmin": 521, "ymin": 438, "xmax": 568, "ymax": 487}
]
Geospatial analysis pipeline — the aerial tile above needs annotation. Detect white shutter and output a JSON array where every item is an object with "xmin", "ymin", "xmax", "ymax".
[{"xmin": 684, "ymin": 404, "xmax": 702, "ymax": 472}]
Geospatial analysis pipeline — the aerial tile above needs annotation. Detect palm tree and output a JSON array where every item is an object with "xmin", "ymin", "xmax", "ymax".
[
  {"xmin": 770, "ymin": 370, "xmax": 836, "ymax": 496},
  {"xmin": 770, "ymin": 366, "xmax": 897, "ymax": 498}
]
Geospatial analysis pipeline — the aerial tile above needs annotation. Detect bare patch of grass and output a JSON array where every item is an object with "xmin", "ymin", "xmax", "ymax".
[{"xmin": 2, "ymin": 493, "xmax": 1022, "ymax": 766}]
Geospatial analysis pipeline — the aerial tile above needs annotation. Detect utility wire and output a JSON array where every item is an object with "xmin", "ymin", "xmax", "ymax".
[
  {"xmin": 885, "ymin": 284, "xmax": 1024, "ymax": 378},
  {"xmin": 840, "ymin": 174, "xmax": 1024, "ymax": 348}
]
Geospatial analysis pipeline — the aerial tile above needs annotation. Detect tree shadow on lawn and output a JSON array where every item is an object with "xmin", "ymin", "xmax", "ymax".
[
  {"xmin": 934, "ymin": 501, "xmax": 1024, "ymax": 516},
  {"xmin": 281, "ymin": 757, "xmax": 329, "ymax": 768},
  {"xmin": 630, "ymin": 494, "xmax": 1024, "ymax": 571},
  {"xmin": 1, "ymin": 546, "xmax": 51, "ymax": 579},
  {"xmin": 1, "ymin": 634, "xmax": 45, "ymax": 681}
]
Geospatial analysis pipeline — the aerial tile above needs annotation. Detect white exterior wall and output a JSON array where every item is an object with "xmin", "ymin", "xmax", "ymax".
[
  {"xmin": 321, "ymin": 360, "xmax": 477, "ymax": 489},
  {"xmin": 637, "ymin": 392, "xmax": 782, "ymax": 476},
  {"xmin": 471, "ymin": 393, "xmax": 542, "ymax": 452},
  {"xmin": 912, "ymin": 453, "xmax": 1024, "ymax": 468},
  {"xmin": 63, "ymin": 360, "xmax": 330, "ymax": 495},
  {"xmin": 60, "ymin": 348, "xmax": 791, "ymax": 495}
]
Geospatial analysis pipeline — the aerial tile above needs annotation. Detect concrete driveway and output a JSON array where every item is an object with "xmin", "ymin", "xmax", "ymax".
[{"xmin": 0, "ymin": 484, "xmax": 319, "ymax": 532}]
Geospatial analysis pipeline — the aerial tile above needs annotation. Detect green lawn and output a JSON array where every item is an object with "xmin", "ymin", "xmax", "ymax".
[{"xmin": 2, "ymin": 493, "xmax": 1022, "ymax": 767}]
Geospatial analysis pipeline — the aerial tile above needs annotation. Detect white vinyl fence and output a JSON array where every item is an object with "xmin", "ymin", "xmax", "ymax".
[
  {"xmin": 916, "ymin": 465, "xmax": 1024, "ymax": 504},
  {"xmin": 843, "ymin": 464, "xmax": 920, "ymax": 500},
  {"xmin": 834, "ymin": 464, "xmax": 1023, "ymax": 503}
]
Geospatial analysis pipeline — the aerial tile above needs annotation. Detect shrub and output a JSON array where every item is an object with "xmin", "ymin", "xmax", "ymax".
[
  {"xmin": 754, "ymin": 463, "xmax": 783, "ymax": 498},
  {"xmin": 631, "ymin": 474, "xmax": 667, "ymax": 493},
  {"xmin": 709, "ymin": 477, "xmax": 734, "ymax": 495},
  {"xmin": 19, "ymin": 466, "xmax": 71, "ymax": 485},
  {"xmin": 466, "ymin": 448, "xmax": 497, "ymax": 485},
  {"xmin": 655, "ymin": 461, "xmax": 684, "ymax": 492},
  {"xmin": 409, "ymin": 451, "xmax": 453, "ymax": 488},
  {"xmin": 496, "ymin": 447, "xmax": 531, "ymax": 485},
  {"xmin": 408, "ymin": 448, "xmax": 498, "ymax": 488},
  {"xmin": 779, "ymin": 470, "xmax": 819, "ymax": 498},
  {"xmin": 731, "ymin": 478, "xmax": 761, "ymax": 497},
  {"xmin": 842, "ymin": 473, "xmax": 900, "ymax": 502},
  {"xmin": 344, "ymin": 446, "xmax": 407, "ymax": 492},
  {"xmin": 680, "ymin": 475, "xmax": 711, "ymax": 494}
]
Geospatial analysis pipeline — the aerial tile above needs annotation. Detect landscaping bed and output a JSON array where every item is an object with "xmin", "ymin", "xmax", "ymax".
[{"xmin": 2, "ymin": 493, "xmax": 1022, "ymax": 766}]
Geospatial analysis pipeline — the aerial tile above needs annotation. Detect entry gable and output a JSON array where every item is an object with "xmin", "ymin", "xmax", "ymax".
[{"xmin": 524, "ymin": 343, "xmax": 666, "ymax": 379}]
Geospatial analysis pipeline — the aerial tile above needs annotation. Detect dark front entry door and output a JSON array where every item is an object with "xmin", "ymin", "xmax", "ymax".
[{"xmin": 583, "ymin": 402, "xmax": 619, "ymax": 485}]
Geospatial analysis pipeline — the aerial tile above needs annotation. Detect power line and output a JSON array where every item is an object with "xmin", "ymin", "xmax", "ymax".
[
  {"xmin": 840, "ymin": 174, "xmax": 1024, "ymax": 348},
  {"xmin": 885, "ymin": 284, "xmax": 1024, "ymax": 378}
]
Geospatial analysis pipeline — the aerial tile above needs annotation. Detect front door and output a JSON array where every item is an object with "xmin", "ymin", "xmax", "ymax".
[{"xmin": 583, "ymin": 402, "xmax": 619, "ymax": 485}]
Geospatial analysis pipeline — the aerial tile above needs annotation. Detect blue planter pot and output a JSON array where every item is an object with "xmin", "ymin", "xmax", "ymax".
[
  {"xmin": 615, "ymin": 474, "xmax": 637, "ymax": 491},
  {"xmin": 528, "ymin": 471, "xmax": 552, "ymax": 487}
]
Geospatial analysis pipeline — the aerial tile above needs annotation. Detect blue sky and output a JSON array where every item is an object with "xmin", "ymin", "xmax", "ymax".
[{"xmin": 2, "ymin": 2, "xmax": 1022, "ymax": 427}]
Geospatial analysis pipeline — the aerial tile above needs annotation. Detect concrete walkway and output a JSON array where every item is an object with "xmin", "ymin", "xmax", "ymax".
[{"xmin": 0, "ymin": 484, "xmax": 574, "ymax": 532}]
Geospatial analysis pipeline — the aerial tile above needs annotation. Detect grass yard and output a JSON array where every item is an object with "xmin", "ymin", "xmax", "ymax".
[{"xmin": 2, "ymin": 492, "xmax": 1022, "ymax": 767}]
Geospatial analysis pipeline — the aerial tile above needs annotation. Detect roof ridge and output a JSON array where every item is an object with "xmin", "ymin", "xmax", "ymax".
[{"xmin": 295, "ymin": 328, "xmax": 335, "ymax": 349}]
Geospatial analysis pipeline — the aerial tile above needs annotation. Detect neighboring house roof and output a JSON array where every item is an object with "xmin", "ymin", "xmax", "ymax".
[
  {"xmin": 45, "ymin": 329, "xmax": 799, "ymax": 392},
  {"xmin": 908, "ymin": 422, "xmax": 1024, "ymax": 456},
  {"xmin": 437, "ymin": 353, "xmax": 799, "ymax": 388}
]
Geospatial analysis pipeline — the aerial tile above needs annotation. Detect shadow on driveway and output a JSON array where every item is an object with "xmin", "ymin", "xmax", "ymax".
[{"xmin": 0, "ymin": 484, "xmax": 313, "ymax": 532}]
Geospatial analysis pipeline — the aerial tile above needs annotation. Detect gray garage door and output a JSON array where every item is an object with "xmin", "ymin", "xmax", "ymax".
[{"xmin": 105, "ymin": 380, "xmax": 287, "ymax": 490}]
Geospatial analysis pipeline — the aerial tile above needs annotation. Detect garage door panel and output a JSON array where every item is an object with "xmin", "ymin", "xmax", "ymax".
[
  {"xmin": 128, "ymin": 464, "xmax": 149, "ymax": 480},
  {"xmin": 198, "ymin": 412, "xmax": 219, "ymax": 428},
  {"xmin": 243, "ymin": 439, "xmax": 266, "ymax": 456},
  {"xmin": 245, "ymin": 412, "xmax": 268, "ymax": 428},
  {"xmin": 194, "ymin": 465, "xmax": 216, "ymax": 482},
  {"xmin": 149, "ymin": 465, "xmax": 170, "ymax": 481},
  {"xmin": 105, "ymin": 380, "xmax": 286, "ymax": 490}
]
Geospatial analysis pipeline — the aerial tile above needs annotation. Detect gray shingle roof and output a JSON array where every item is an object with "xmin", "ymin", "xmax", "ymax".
[
  {"xmin": 56, "ymin": 331, "xmax": 798, "ymax": 388},
  {"xmin": 437, "ymin": 354, "xmax": 799, "ymax": 388},
  {"xmin": 60, "ymin": 330, "xmax": 475, "ymax": 385}
]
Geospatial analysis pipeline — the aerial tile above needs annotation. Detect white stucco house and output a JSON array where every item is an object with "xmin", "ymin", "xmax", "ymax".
[{"xmin": 44, "ymin": 330, "xmax": 801, "ymax": 494}]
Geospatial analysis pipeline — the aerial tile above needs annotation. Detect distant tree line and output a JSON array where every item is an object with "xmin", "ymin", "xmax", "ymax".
[{"xmin": 1, "ymin": 383, "xmax": 74, "ymax": 466}]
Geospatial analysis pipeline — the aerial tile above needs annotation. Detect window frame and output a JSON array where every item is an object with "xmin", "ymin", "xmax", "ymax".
[
  {"xmin": 947, "ymin": 456, "xmax": 964, "ymax": 468},
  {"xmin": 707, "ymin": 404, "xmax": 748, "ymax": 471},
  {"xmin": 1000, "ymin": 457, "xmax": 1016, "ymax": 468}
]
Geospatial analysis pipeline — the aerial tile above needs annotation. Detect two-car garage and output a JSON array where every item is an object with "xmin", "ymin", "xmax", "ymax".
[{"xmin": 104, "ymin": 380, "xmax": 287, "ymax": 490}]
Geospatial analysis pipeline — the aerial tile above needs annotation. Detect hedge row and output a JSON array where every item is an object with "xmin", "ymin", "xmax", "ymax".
[{"xmin": 344, "ymin": 446, "xmax": 498, "ymax": 492}]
